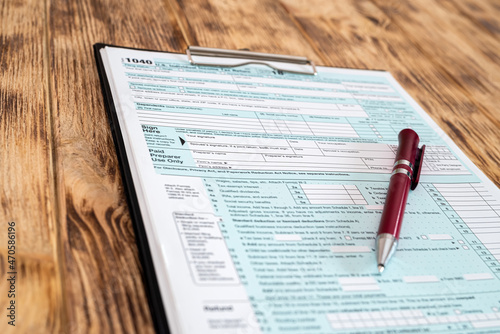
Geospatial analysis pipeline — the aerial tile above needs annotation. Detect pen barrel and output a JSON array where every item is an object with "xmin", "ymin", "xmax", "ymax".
[
  {"xmin": 377, "ymin": 173, "xmax": 412, "ymax": 238},
  {"xmin": 395, "ymin": 129, "xmax": 420, "ymax": 164}
]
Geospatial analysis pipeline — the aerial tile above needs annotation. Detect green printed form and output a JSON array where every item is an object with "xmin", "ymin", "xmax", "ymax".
[{"xmin": 100, "ymin": 46, "xmax": 500, "ymax": 334}]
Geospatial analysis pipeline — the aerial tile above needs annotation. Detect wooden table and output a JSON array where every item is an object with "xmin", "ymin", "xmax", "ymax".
[{"xmin": 1, "ymin": 0, "xmax": 499, "ymax": 332}]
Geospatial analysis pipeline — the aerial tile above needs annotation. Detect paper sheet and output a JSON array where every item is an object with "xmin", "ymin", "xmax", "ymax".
[{"xmin": 101, "ymin": 46, "xmax": 500, "ymax": 333}]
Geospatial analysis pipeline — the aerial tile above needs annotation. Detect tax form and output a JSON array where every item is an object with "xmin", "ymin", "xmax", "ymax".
[{"xmin": 99, "ymin": 46, "xmax": 500, "ymax": 334}]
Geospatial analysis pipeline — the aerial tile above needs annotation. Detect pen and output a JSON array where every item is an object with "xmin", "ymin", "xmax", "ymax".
[{"xmin": 376, "ymin": 129, "xmax": 425, "ymax": 273}]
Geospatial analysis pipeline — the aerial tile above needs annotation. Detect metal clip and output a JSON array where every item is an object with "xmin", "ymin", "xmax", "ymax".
[{"xmin": 186, "ymin": 46, "xmax": 317, "ymax": 75}]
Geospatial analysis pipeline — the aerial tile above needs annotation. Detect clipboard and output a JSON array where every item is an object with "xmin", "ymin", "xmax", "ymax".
[
  {"xmin": 93, "ymin": 44, "xmax": 317, "ymax": 334},
  {"xmin": 94, "ymin": 43, "xmax": 500, "ymax": 334}
]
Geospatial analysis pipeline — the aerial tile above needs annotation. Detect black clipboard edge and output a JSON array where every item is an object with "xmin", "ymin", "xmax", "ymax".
[{"xmin": 93, "ymin": 43, "xmax": 170, "ymax": 334}]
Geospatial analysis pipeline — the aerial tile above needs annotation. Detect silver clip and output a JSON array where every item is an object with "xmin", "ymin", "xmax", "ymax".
[{"xmin": 186, "ymin": 46, "xmax": 317, "ymax": 75}]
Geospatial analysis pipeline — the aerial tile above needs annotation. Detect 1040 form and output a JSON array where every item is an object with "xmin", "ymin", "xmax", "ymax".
[{"xmin": 97, "ymin": 45, "xmax": 500, "ymax": 334}]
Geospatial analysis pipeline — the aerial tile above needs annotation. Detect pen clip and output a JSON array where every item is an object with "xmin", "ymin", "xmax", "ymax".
[{"xmin": 411, "ymin": 145, "xmax": 425, "ymax": 190}]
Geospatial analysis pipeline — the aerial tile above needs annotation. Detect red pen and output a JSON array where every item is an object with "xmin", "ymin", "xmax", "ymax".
[{"xmin": 376, "ymin": 129, "xmax": 425, "ymax": 273}]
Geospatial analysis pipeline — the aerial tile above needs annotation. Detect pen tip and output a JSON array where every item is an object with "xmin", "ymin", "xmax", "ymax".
[{"xmin": 378, "ymin": 264, "xmax": 385, "ymax": 273}]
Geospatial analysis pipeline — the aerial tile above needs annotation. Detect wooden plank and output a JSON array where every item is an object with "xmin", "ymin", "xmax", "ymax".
[
  {"xmin": 371, "ymin": 0, "xmax": 500, "ymax": 124},
  {"xmin": 441, "ymin": 0, "xmax": 500, "ymax": 40},
  {"xmin": 48, "ymin": 0, "xmax": 187, "ymax": 332},
  {"xmin": 168, "ymin": 0, "xmax": 323, "ymax": 64},
  {"xmin": 281, "ymin": 0, "xmax": 500, "ymax": 186},
  {"xmin": 0, "ymin": 0, "xmax": 62, "ymax": 333}
]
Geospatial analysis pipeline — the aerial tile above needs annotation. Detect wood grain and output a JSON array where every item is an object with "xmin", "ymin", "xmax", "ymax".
[
  {"xmin": 47, "ymin": 0, "xmax": 185, "ymax": 332},
  {"xmin": 0, "ymin": 0, "xmax": 61, "ymax": 332},
  {"xmin": 168, "ymin": 0, "xmax": 323, "ymax": 64},
  {"xmin": 371, "ymin": 0, "xmax": 500, "ymax": 125},
  {"xmin": 281, "ymin": 0, "xmax": 500, "ymax": 186},
  {"xmin": 444, "ymin": 0, "xmax": 500, "ymax": 40},
  {"xmin": 1, "ymin": 0, "xmax": 500, "ymax": 333}
]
